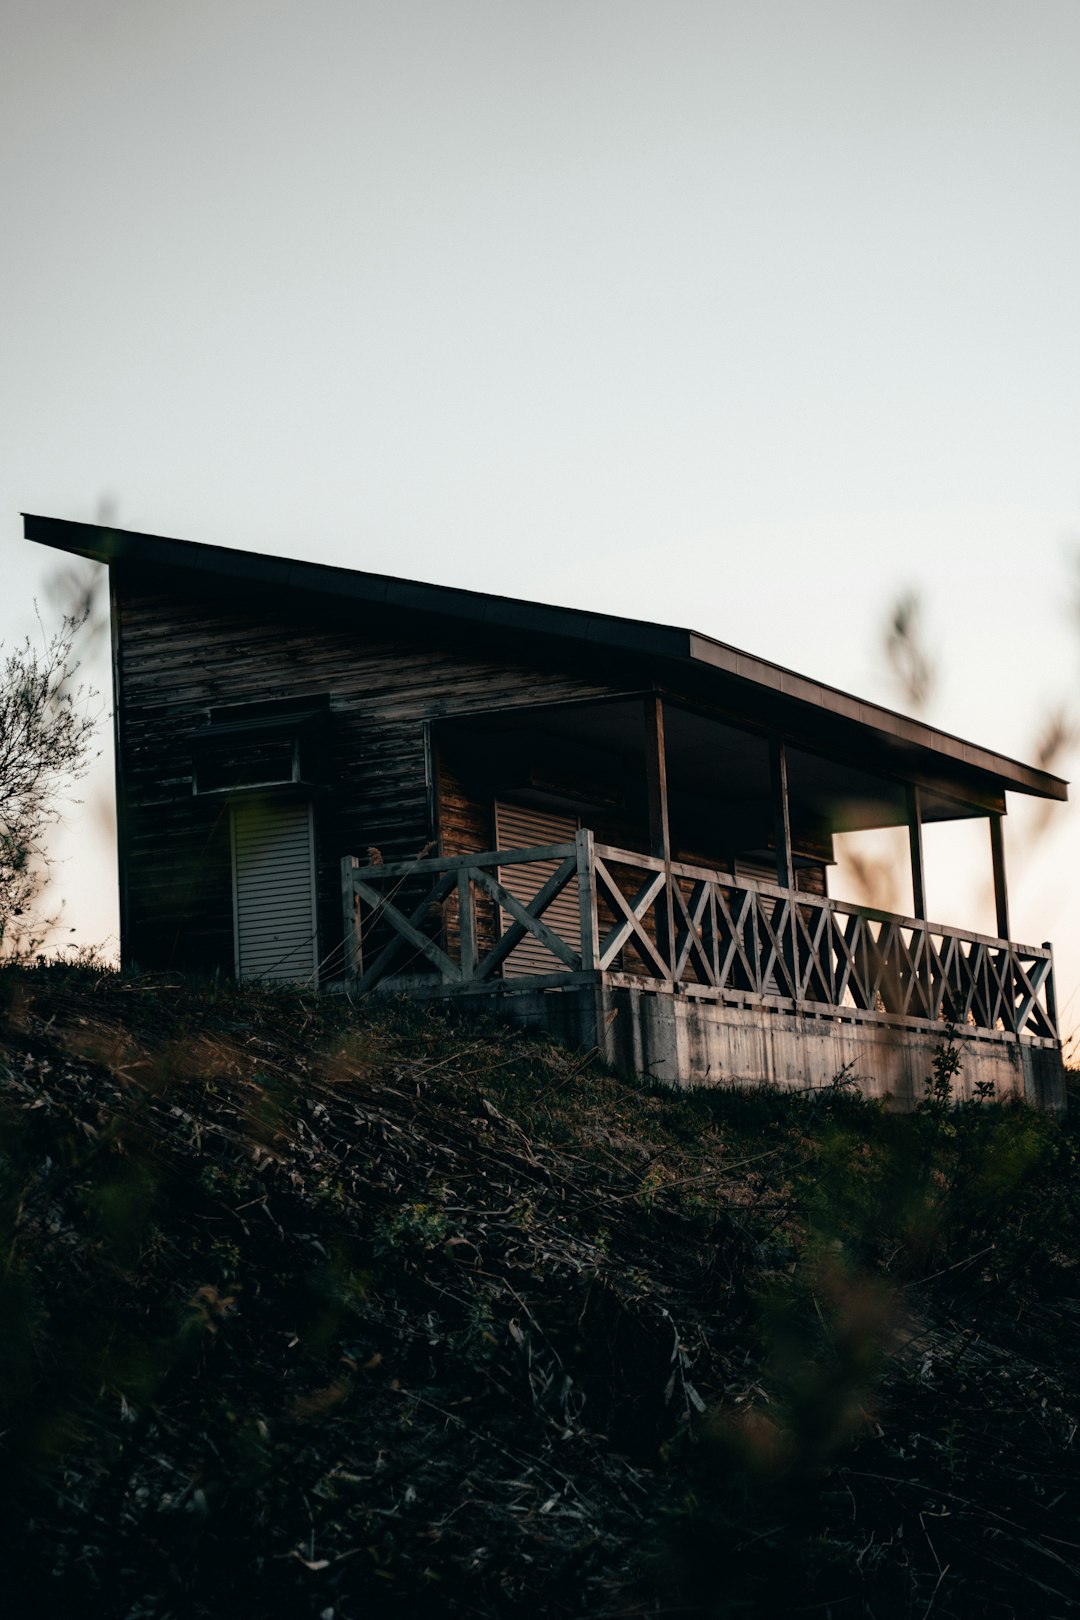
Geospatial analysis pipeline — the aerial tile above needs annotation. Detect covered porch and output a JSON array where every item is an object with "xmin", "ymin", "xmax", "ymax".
[{"xmin": 340, "ymin": 692, "xmax": 1064, "ymax": 1107}]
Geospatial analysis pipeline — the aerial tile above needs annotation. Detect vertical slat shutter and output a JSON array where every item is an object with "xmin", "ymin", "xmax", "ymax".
[
  {"xmin": 232, "ymin": 797, "xmax": 319, "ymax": 984},
  {"xmin": 495, "ymin": 802, "xmax": 580, "ymax": 978}
]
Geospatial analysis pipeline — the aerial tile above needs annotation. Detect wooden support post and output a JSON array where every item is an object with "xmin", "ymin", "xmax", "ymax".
[
  {"xmin": 907, "ymin": 784, "xmax": 927, "ymax": 921},
  {"xmin": 340, "ymin": 855, "xmax": 362, "ymax": 981},
  {"xmin": 989, "ymin": 813, "xmax": 1010, "ymax": 941},
  {"xmin": 769, "ymin": 738, "xmax": 797, "ymax": 994},
  {"xmin": 644, "ymin": 694, "xmax": 671, "ymax": 861},
  {"xmin": 643, "ymin": 694, "xmax": 675, "ymax": 980},
  {"xmin": 905, "ymin": 785, "xmax": 931, "ymax": 1017},
  {"xmin": 769, "ymin": 739, "xmax": 794, "ymax": 890}
]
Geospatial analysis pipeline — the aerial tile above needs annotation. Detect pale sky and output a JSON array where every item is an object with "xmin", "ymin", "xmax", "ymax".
[{"xmin": 2, "ymin": 1, "xmax": 1078, "ymax": 1042}]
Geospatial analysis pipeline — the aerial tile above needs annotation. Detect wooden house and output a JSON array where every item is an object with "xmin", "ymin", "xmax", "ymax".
[{"xmin": 25, "ymin": 513, "xmax": 1068, "ymax": 1108}]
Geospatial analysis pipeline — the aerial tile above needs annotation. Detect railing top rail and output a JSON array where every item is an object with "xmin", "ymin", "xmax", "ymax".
[
  {"xmin": 347, "ymin": 841, "xmax": 579, "ymax": 882},
  {"xmin": 590, "ymin": 841, "xmax": 1051, "ymax": 957}
]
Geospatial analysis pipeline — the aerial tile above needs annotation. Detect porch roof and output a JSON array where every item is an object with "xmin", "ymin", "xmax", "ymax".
[
  {"xmin": 438, "ymin": 695, "xmax": 998, "ymax": 830},
  {"xmin": 24, "ymin": 511, "xmax": 1067, "ymax": 809}
]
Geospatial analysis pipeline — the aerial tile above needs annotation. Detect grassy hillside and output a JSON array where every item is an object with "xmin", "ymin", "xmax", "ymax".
[{"xmin": 2, "ymin": 965, "xmax": 1080, "ymax": 1618}]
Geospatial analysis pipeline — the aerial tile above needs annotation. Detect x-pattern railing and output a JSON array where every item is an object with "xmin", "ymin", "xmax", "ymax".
[
  {"xmin": 341, "ymin": 835, "xmax": 1058, "ymax": 1043},
  {"xmin": 341, "ymin": 834, "xmax": 596, "ymax": 996}
]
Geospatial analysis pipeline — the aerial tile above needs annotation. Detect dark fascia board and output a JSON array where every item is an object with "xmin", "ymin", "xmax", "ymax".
[
  {"xmin": 685, "ymin": 636, "xmax": 1067, "ymax": 804},
  {"xmin": 22, "ymin": 513, "xmax": 686, "ymax": 659},
  {"xmin": 23, "ymin": 512, "xmax": 1069, "ymax": 805}
]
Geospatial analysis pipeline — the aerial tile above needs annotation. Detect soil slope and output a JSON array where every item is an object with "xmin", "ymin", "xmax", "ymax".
[{"xmin": 2, "ymin": 966, "xmax": 1079, "ymax": 1619}]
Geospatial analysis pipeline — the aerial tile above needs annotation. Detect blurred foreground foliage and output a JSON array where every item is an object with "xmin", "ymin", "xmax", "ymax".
[{"xmin": 2, "ymin": 965, "xmax": 1080, "ymax": 1618}]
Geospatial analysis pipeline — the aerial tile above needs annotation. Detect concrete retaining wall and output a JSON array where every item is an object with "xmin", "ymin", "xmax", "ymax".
[{"xmin": 457, "ymin": 982, "xmax": 1067, "ymax": 1112}]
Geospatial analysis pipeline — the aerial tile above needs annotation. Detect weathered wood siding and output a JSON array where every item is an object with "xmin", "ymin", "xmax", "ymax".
[{"xmin": 114, "ymin": 567, "xmax": 626, "ymax": 975}]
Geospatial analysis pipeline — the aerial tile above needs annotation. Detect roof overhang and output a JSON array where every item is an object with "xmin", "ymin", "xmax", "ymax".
[{"xmin": 23, "ymin": 511, "xmax": 1068, "ymax": 811}]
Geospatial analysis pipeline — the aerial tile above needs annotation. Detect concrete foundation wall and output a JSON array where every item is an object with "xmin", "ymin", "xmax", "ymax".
[{"xmin": 452, "ymin": 982, "xmax": 1067, "ymax": 1112}]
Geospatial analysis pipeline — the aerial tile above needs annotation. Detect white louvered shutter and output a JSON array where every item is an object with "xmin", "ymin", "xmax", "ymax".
[
  {"xmin": 231, "ymin": 797, "xmax": 319, "ymax": 985},
  {"xmin": 495, "ymin": 802, "xmax": 580, "ymax": 978}
]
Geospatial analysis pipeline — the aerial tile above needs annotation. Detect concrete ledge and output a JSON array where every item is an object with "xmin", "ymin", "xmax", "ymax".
[
  {"xmin": 598, "ymin": 985, "xmax": 1066, "ymax": 1110},
  {"xmin": 396, "ymin": 981, "xmax": 1067, "ymax": 1112}
]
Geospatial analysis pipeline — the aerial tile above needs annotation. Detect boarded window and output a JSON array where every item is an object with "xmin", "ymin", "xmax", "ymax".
[
  {"xmin": 192, "ymin": 696, "xmax": 330, "ymax": 796},
  {"xmin": 231, "ymin": 797, "xmax": 319, "ymax": 985},
  {"xmin": 495, "ymin": 802, "xmax": 580, "ymax": 979},
  {"xmin": 198, "ymin": 736, "xmax": 296, "ymax": 794}
]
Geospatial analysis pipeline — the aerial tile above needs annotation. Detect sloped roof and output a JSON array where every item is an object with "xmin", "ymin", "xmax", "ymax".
[{"xmin": 23, "ymin": 511, "xmax": 1067, "ymax": 806}]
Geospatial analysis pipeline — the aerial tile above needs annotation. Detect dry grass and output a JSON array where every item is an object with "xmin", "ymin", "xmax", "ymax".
[{"xmin": 2, "ymin": 964, "xmax": 1079, "ymax": 1618}]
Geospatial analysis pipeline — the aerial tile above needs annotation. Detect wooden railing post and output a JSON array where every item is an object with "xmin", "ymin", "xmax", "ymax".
[
  {"xmin": 576, "ymin": 828, "xmax": 600, "ymax": 972},
  {"xmin": 824, "ymin": 893, "xmax": 838, "ymax": 1005},
  {"xmin": 340, "ymin": 855, "xmax": 361, "ymax": 981},
  {"xmin": 457, "ymin": 867, "xmax": 477, "ymax": 981},
  {"xmin": 926, "ymin": 928, "xmax": 942, "ymax": 1024},
  {"xmin": 1043, "ymin": 943, "xmax": 1058, "ymax": 1040},
  {"xmin": 748, "ymin": 885, "xmax": 764, "ymax": 996}
]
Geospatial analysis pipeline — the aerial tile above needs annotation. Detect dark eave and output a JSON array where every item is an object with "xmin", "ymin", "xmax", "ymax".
[{"xmin": 23, "ymin": 512, "xmax": 1068, "ymax": 806}]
